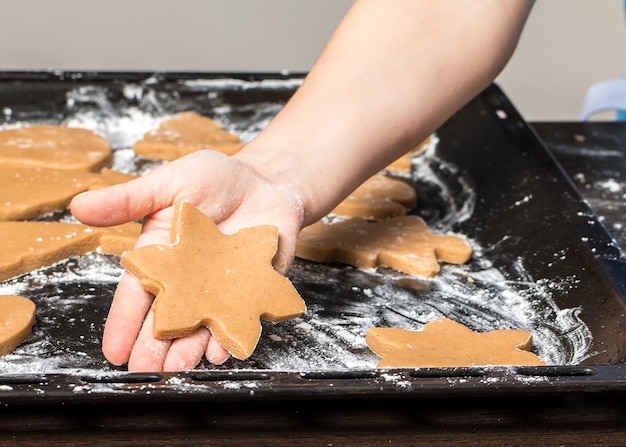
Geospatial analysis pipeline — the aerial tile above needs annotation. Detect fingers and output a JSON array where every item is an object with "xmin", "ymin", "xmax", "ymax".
[
  {"xmin": 127, "ymin": 312, "xmax": 172, "ymax": 372},
  {"xmin": 206, "ymin": 337, "xmax": 231, "ymax": 365},
  {"xmin": 125, "ymin": 311, "xmax": 224, "ymax": 372},
  {"xmin": 101, "ymin": 271, "xmax": 153, "ymax": 366},
  {"xmin": 162, "ymin": 327, "xmax": 212, "ymax": 372}
]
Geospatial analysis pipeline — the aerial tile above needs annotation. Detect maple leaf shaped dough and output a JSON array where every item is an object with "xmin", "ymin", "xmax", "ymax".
[
  {"xmin": 120, "ymin": 200, "xmax": 306, "ymax": 360},
  {"xmin": 366, "ymin": 318, "xmax": 546, "ymax": 368},
  {"xmin": 330, "ymin": 174, "xmax": 417, "ymax": 220},
  {"xmin": 296, "ymin": 215, "xmax": 472, "ymax": 277}
]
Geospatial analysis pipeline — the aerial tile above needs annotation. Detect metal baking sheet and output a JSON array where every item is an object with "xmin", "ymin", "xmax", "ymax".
[{"xmin": 1, "ymin": 72, "xmax": 626, "ymax": 405}]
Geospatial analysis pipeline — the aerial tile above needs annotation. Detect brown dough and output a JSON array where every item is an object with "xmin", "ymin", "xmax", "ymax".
[
  {"xmin": 121, "ymin": 200, "xmax": 306, "ymax": 360},
  {"xmin": 87, "ymin": 168, "xmax": 138, "ymax": 190},
  {"xmin": 0, "ymin": 167, "xmax": 137, "ymax": 221},
  {"xmin": 384, "ymin": 137, "xmax": 430, "ymax": 173},
  {"xmin": 133, "ymin": 111, "xmax": 244, "ymax": 161},
  {"xmin": 331, "ymin": 174, "xmax": 416, "ymax": 220},
  {"xmin": 0, "ymin": 221, "xmax": 102, "ymax": 281},
  {"xmin": 366, "ymin": 318, "xmax": 546, "ymax": 367},
  {"xmin": 0, "ymin": 295, "xmax": 36, "ymax": 357},
  {"xmin": 296, "ymin": 215, "xmax": 472, "ymax": 277},
  {"xmin": 0, "ymin": 125, "xmax": 112, "ymax": 172},
  {"xmin": 99, "ymin": 221, "xmax": 142, "ymax": 256}
]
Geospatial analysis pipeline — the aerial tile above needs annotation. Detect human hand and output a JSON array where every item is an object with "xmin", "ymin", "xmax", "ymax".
[{"xmin": 70, "ymin": 150, "xmax": 305, "ymax": 372}]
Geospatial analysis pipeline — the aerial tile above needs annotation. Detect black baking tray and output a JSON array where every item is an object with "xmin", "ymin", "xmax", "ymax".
[{"xmin": 1, "ymin": 71, "xmax": 626, "ymax": 406}]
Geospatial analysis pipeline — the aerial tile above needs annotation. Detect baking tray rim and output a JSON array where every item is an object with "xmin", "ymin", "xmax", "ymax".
[{"xmin": 0, "ymin": 70, "xmax": 626, "ymax": 404}]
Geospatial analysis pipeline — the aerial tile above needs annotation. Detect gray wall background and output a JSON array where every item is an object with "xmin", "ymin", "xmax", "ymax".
[{"xmin": 0, "ymin": 1, "xmax": 624, "ymax": 121}]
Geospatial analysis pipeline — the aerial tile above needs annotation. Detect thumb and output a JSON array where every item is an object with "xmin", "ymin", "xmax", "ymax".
[{"xmin": 70, "ymin": 164, "xmax": 177, "ymax": 226}]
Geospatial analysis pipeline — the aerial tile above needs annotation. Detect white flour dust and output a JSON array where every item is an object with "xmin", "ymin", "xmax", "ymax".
[{"xmin": 0, "ymin": 77, "xmax": 593, "ymax": 376}]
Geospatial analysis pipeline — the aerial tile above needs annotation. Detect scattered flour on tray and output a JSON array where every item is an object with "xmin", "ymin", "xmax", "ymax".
[{"xmin": 0, "ymin": 77, "xmax": 594, "ymax": 376}]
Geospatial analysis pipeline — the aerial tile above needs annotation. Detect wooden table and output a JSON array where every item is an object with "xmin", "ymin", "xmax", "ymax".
[{"xmin": 2, "ymin": 121, "xmax": 626, "ymax": 447}]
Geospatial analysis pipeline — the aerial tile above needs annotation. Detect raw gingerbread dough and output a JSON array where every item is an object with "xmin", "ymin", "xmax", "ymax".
[
  {"xmin": 0, "ymin": 125, "xmax": 112, "ymax": 172},
  {"xmin": 87, "ymin": 168, "xmax": 138, "ymax": 190},
  {"xmin": 384, "ymin": 137, "xmax": 430, "ymax": 173},
  {"xmin": 0, "ymin": 166, "xmax": 137, "ymax": 221},
  {"xmin": 121, "ymin": 200, "xmax": 306, "ymax": 360},
  {"xmin": 0, "ymin": 221, "xmax": 102, "ymax": 281},
  {"xmin": 99, "ymin": 221, "xmax": 142, "ymax": 256},
  {"xmin": 0, "ymin": 295, "xmax": 36, "ymax": 357},
  {"xmin": 296, "ymin": 215, "xmax": 472, "ymax": 277},
  {"xmin": 366, "ymin": 318, "xmax": 546, "ymax": 368},
  {"xmin": 331, "ymin": 174, "xmax": 416, "ymax": 220},
  {"xmin": 133, "ymin": 111, "xmax": 244, "ymax": 161}
]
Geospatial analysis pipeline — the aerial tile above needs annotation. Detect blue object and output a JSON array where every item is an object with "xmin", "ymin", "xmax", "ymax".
[{"xmin": 578, "ymin": 0, "xmax": 626, "ymax": 120}]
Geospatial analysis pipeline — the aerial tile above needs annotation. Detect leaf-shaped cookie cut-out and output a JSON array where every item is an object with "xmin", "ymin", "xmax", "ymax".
[
  {"xmin": 132, "ymin": 111, "xmax": 244, "ymax": 161},
  {"xmin": 331, "ymin": 174, "xmax": 417, "ymax": 220},
  {"xmin": 0, "ymin": 125, "xmax": 112, "ymax": 171},
  {"xmin": 121, "ymin": 200, "xmax": 306, "ymax": 360},
  {"xmin": 366, "ymin": 318, "xmax": 546, "ymax": 368},
  {"xmin": 0, "ymin": 295, "xmax": 36, "ymax": 357},
  {"xmin": 296, "ymin": 215, "xmax": 472, "ymax": 277}
]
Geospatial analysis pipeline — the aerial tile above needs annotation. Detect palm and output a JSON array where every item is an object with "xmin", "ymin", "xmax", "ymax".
[{"xmin": 70, "ymin": 150, "xmax": 304, "ymax": 371}]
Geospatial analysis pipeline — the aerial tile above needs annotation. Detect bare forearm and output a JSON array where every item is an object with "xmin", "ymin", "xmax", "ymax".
[{"xmin": 235, "ymin": 0, "xmax": 534, "ymax": 225}]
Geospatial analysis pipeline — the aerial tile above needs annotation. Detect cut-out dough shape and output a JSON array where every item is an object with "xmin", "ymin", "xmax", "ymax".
[
  {"xmin": 0, "ymin": 221, "xmax": 102, "ymax": 281},
  {"xmin": 366, "ymin": 318, "xmax": 546, "ymax": 367},
  {"xmin": 0, "ymin": 125, "xmax": 112, "ymax": 172},
  {"xmin": 384, "ymin": 137, "xmax": 430, "ymax": 173},
  {"xmin": 87, "ymin": 168, "xmax": 138, "ymax": 190},
  {"xmin": 296, "ymin": 215, "xmax": 472, "ymax": 277},
  {"xmin": 0, "ymin": 295, "xmax": 36, "ymax": 357},
  {"xmin": 331, "ymin": 174, "xmax": 416, "ymax": 220},
  {"xmin": 133, "ymin": 111, "xmax": 244, "ymax": 161},
  {"xmin": 121, "ymin": 200, "xmax": 306, "ymax": 360},
  {"xmin": 99, "ymin": 221, "xmax": 142, "ymax": 256},
  {"xmin": 0, "ymin": 166, "xmax": 137, "ymax": 221}
]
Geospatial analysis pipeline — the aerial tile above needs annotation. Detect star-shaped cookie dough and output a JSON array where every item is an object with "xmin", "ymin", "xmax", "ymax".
[
  {"xmin": 120, "ymin": 200, "xmax": 306, "ymax": 360},
  {"xmin": 366, "ymin": 318, "xmax": 546, "ymax": 368},
  {"xmin": 296, "ymin": 215, "xmax": 472, "ymax": 277}
]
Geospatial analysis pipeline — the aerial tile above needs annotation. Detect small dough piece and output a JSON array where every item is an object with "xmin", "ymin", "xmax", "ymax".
[
  {"xmin": 331, "ymin": 174, "xmax": 416, "ymax": 220},
  {"xmin": 296, "ymin": 215, "xmax": 472, "ymax": 277},
  {"xmin": 0, "ymin": 167, "xmax": 138, "ymax": 221},
  {"xmin": 133, "ymin": 111, "xmax": 244, "ymax": 161},
  {"xmin": 0, "ymin": 166, "xmax": 99, "ymax": 221},
  {"xmin": 384, "ymin": 137, "xmax": 430, "ymax": 173},
  {"xmin": 98, "ymin": 221, "xmax": 142, "ymax": 256},
  {"xmin": 0, "ymin": 221, "xmax": 102, "ymax": 281},
  {"xmin": 366, "ymin": 318, "xmax": 546, "ymax": 368},
  {"xmin": 87, "ymin": 168, "xmax": 138, "ymax": 190},
  {"xmin": 0, "ymin": 295, "xmax": 36, "ymax": 357},
  {"xmin": 0, "ymin": 125, "xmax": 112, "ymax": 172},
  {"xmin": 121, "ymin": 200, "xmax": 306, "ymax": 360}
]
